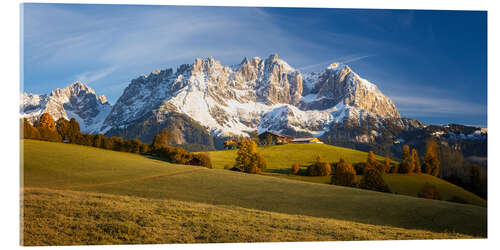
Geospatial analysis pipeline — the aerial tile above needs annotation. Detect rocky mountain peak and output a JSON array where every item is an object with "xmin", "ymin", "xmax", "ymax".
[
  {"xmin": 191, "ymin": 56, "xmax": 224, "ymax": 73},
  {"xmin": 21, "ymin": 81, "xmax": 111, "ymax": 133}
]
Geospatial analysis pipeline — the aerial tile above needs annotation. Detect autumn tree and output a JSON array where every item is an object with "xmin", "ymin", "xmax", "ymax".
[
  {"xmin": 367, "ymin": 151, "xmax": 376, "ymax": 166},
  {"xmin": 333, "ymin": 158, "xmax": 357, "ymax": 187},
  {"xmin": 290, "ymin": 163, "xmax": 300, "ymax": 175},
  {"xmin": 234, "ymin": 138, "xmax": 266, "ymax": 173},
  {"xmin": 422, "ymin": 139, "xmax": 440, "ymax": 176},
  {"xmin": 151, "ymin": 128, "xmax": 172, "ymax": 150},
  {"xmin": 22, "ymin": 118, "xmax": 40, "ymax": 139},
  {"xmin": 55, "ymin": 118, "xmax": 80, "ymax": 142},
  {"xmin": 384, "ymin": 156, "xmax": 391, "ymax": 174},
  {"xmin": 127, "ymin": 139, "xmax": 142, "ymax": 153},
  {"xmin": 92, "ymin": 134, "xmax": 106, "ymax": 148},
  {"xmin": 366, "ymin": 151, "xmax": 385, "ymax": 173},
  {"xmin": 360, "ymin": 166, "xmax": 391, "ymax": 193},
  {"xmin": 36, "ymin": 113, "xmax": 61, "ymax": 142},
  {"xmin": 37, "ymin": 113, "xmax": 56, "ymax": 130},
  {"xmin": 411, "ymin": 148, "xmax": 421, "ymax": 173},
  {"xmin": 398, "ymin": 145, "xmax": 414, "ymax": 173},
  {"xmin": 307, "ymin": 155, "xmax": 331, "ymax": 176}
]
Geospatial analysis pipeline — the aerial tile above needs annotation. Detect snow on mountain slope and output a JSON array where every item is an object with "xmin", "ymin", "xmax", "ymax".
[
  {"xmin": 102, "ymin": 54, "xmax": 400, "ymax": 138},
  {"xmin": 21, "ymin": 82, "xmax": 111, "ymax": 133}
]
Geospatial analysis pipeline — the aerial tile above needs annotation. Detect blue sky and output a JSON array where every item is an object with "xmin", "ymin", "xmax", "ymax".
[{"xmin": 21, "ymin": 4, "xmax": 487, "ymax": 127}]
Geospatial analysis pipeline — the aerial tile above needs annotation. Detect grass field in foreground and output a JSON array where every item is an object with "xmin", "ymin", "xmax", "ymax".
[
  {"xmin": 209, "ymin": 143, "xmax": 486, "ymax": 207},
  {"xmin": 22, "ymin": 140, "xmax": 487, "ymax": 244},
  {"xmin": 22, "ymin": 187, "xmax": 472, "ymax": 246}
]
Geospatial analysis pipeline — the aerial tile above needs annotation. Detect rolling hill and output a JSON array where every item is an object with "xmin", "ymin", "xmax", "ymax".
[
  {"xmin": 208, "ymin": 143, "xmax": 486, "ymax": 207},
  {"xmin": 21, "ymin": 140, "xmax": 487, "ymax": 245}
]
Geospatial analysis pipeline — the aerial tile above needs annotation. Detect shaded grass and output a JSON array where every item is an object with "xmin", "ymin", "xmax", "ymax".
[
  {"xmin": 22, "ymin": 140, "xmax": 487, "ymax": 243},
  {"xmin": 383, "ymin": 174, "xmax": 487, "ymax": 207},
  {"xmin": 22, "ymin": 187, "xmax": 473, "ymax": 246}
]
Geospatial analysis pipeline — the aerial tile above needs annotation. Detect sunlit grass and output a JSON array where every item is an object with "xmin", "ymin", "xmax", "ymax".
[{"xmin": 21, "ymin": 140, "xmax": 487, "ymax": 244}]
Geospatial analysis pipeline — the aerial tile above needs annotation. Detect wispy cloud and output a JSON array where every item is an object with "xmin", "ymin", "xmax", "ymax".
[
  {"xmin": 75, "ymin": 66, "xmax": 118, "ymax": 84},
  {"xmin": 341, "ymin": 54, "xmax": 376, "ymax": 64}
]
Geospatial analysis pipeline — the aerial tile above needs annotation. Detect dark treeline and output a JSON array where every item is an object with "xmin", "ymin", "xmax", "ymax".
[{"xmin": 22, "ymin": 113, "xmax": 212, "ymax": 169}]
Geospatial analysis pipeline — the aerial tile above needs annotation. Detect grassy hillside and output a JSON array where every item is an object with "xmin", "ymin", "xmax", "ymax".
[
  {"xmin": 209, "ymin": 143, "xmax": 486, "ymax": 207},
  {"xmin": 22, "ymin": 140, "xmax": 487, "ymax": 244},
  {"xmin": 209, "ymin": 143, "xmax": 388, "ymax": 171}
]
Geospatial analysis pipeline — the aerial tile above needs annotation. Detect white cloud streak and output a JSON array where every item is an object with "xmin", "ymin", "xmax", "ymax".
[{"xmin": 75, "ymin": 66, "xmax": 118, "ymax": 84}]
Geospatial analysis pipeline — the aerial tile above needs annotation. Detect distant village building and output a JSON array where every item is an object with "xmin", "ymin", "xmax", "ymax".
[
  {"xmin": 257, "ymin": 131, "xmax": 322, "ymax": 145},
  {"xmin": 290, "ymin": 137, "xmax": 323, "ymax": 144},
  {"xmin": 223, "ymin": 132, "xmax": 323, "ymax": 149},
  {"xmin": 258, "ymin": 131, "xmax": 290, "ymax": 145}
]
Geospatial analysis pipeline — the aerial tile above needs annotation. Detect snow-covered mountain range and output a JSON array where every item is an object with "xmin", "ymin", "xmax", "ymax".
[
  {"xmin": 21, "ymin": 54, "xmax": 486, "ymax": 153},
  {"xmin": 21, "ymin": 82, "xmax": 111, "ymax": 133},
  {"xmin": 101, "ymin": 54, "xmax": 399, "ymax": 138}
]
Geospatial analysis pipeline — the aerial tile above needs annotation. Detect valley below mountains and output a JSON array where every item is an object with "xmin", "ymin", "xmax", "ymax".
[{"xmin": 21, "ymin": 54, "xmax": 487, "ymax": 161}]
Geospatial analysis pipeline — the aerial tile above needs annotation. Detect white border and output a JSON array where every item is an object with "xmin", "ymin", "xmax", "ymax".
[{"xmin": 2, "ymin": 0, "xmax": 497, "ymax": 249}]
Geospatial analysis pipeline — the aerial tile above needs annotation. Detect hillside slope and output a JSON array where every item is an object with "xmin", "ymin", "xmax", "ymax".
[
  {"xmin": 22, "ymin": 140, "xmax": 487, "ymax": 241},
  {"xmin": 209, "ymin": 143, "xmax": 486, "ymax": 206}
]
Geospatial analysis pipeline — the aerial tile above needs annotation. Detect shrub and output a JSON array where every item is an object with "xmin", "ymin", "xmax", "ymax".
[
  {"xmin": 353, "ymin": 162, "xmax": 367, "ymax": 175},
  {"xmin": 360, "ymin": 167, "xmax": 391, "ymax": 193},
  {"xmin": 194, "ymin": 152, "xmax": 213, "ymax": 169},
  {"xmin": 307, "ymin": 161, "xmax": 331, "ymax": 176},
  {"xmin": 333, "ymin": 158, "xmax": 357, "ymax": 187},
  {"xmin": 290, "ymin": 163, "xmax": 300, "ymax": 175},
  {"xmin": 418, "ymin": 183, "xmax": 440, "ymax": 200}
]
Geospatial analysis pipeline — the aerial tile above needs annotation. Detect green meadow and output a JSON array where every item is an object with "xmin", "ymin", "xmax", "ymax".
[{"xmin": 22, "ymin": 140, "xmax": 487, "ymax": 245}]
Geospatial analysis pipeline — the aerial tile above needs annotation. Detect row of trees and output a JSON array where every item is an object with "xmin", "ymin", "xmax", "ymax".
[
  {"xmin": 334, "ymin": 152, "xmax": 390, "ymax": 193},
  {"xmin": 22, "ymin": 113, "xmax": 212, "ymax": 168}
]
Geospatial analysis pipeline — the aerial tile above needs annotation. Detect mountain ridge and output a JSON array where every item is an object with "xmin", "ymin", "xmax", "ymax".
[
  {"xmin": 101, "ymin": 54, "xmax": 401, "ymax": 139},
  {"xmin": 21, "ymin": 54, "xmax": 486, "ymax": 157}
]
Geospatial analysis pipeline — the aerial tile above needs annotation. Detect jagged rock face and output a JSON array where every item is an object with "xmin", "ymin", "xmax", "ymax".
[
  {"xmin": 21, "ymin": 82, "xmax": 111, "ymax": 133},
  {"xmin": 102, "ymin": 54, "xmax": 402, "ymax": 140},
  {"xmin": 301, "ymin": 63, "xmax": 400, "ymax": 118}
]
